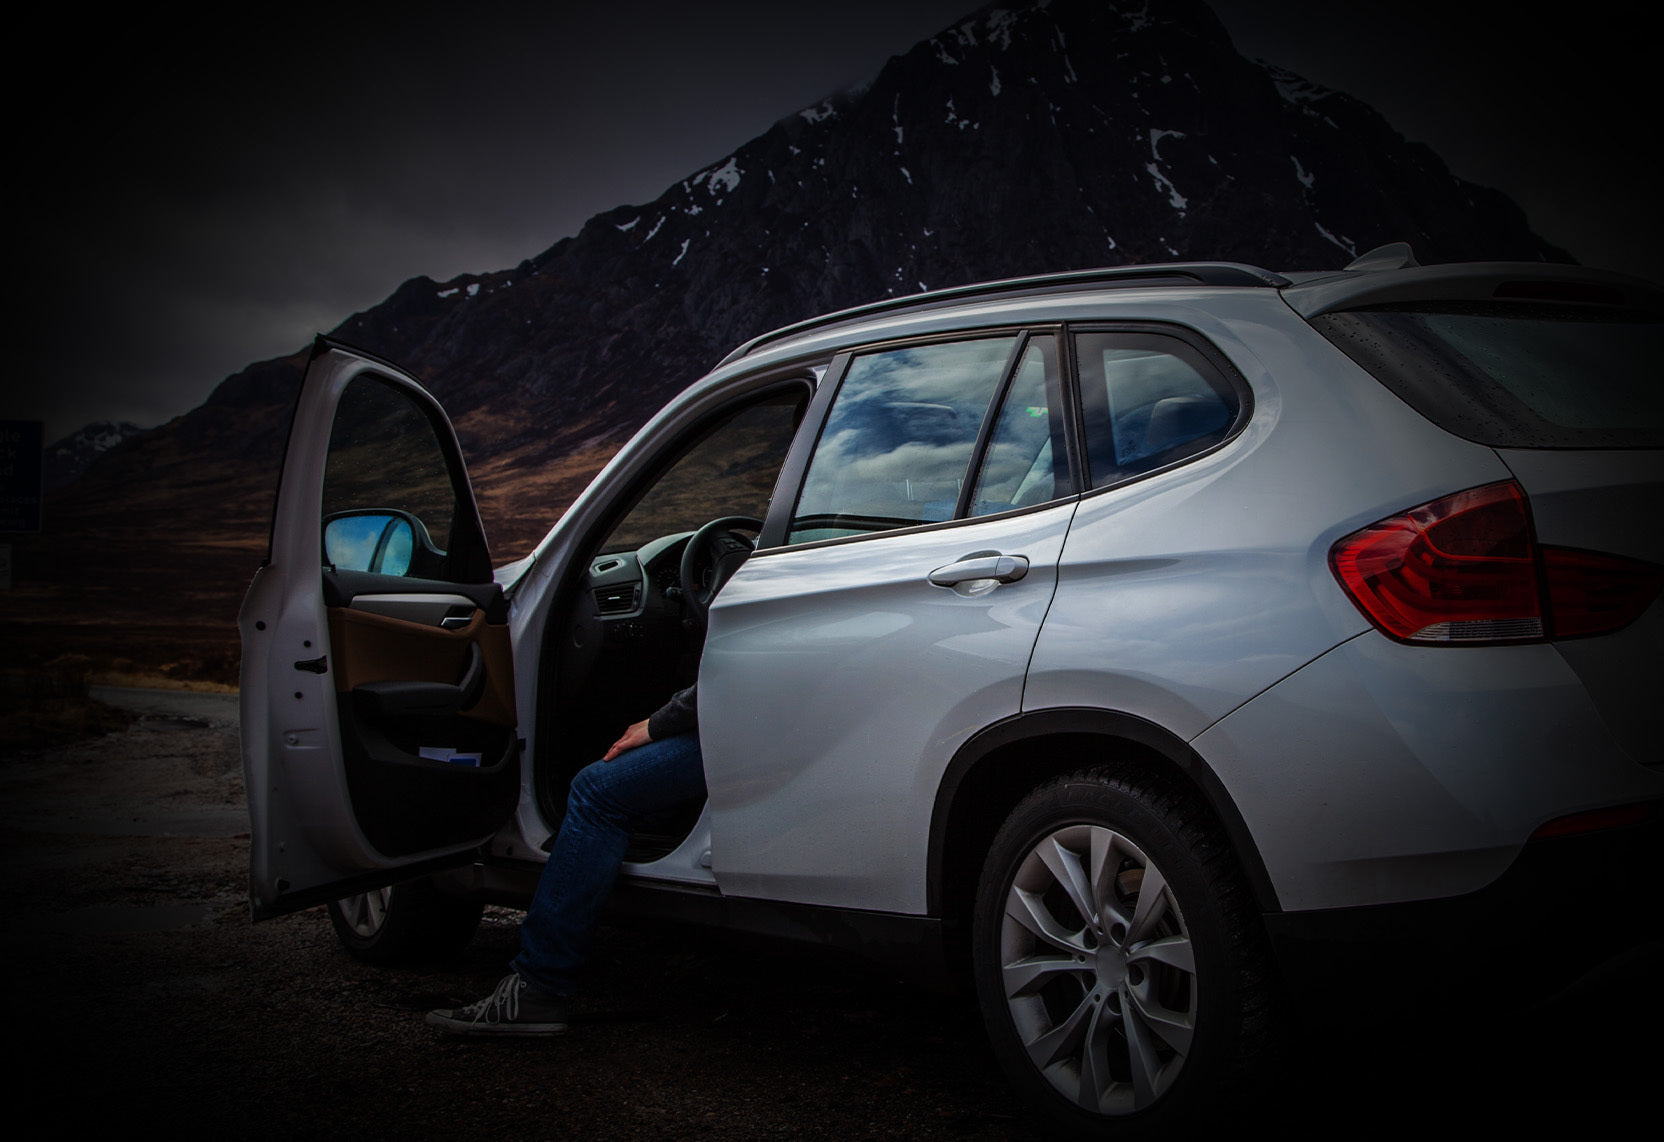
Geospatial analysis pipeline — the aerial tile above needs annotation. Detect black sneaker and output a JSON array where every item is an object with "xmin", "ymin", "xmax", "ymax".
[{"xmin": 425, "ymin": 972, "xmax": 569, "ymax": 1036}]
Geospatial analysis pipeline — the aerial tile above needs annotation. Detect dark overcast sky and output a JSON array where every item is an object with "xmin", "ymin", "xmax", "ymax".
[{"xmin": 9, "ymin": 0, "xmax": 1657, "ymax": 443}]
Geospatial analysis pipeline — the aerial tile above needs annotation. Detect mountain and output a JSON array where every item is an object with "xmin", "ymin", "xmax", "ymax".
[
  {"xmin": 44, "ymin": 422, "xmax": 147, "ymax": 490},
  {"xmin": 322, "ymin": 0, "xmax": 1562, "ymax": 496},
  {"xmin": 10, "ymin": 0, "xmax": 1567, "ymax": 680}
]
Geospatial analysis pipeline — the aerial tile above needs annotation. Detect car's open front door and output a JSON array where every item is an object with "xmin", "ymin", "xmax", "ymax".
[{"xmin": 238, "ymin": 340, "xmax": 519, "ymax": 919}]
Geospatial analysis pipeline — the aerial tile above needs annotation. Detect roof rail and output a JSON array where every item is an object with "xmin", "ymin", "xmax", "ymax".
[{"xmin": 718, "ymin": 261, "xmax": 1290, "ymax": 366}]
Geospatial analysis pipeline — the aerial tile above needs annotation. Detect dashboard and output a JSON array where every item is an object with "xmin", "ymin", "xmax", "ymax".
[{"xmin": 585, "ymin": 532, "xmax": 694, "ymax": 622}]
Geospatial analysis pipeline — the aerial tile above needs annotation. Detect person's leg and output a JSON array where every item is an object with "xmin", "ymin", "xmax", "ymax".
[
  {"xmin": 512, "ymin": 731, "xmax": 704, "ymax": 994},
  {"xmin": 425, "ymin": 732, "xmax": 704, "ymax": 1035}
]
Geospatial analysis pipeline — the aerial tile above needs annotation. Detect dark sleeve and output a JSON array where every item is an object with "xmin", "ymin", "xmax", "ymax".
[{"xmin": 647, "ymin": 683, "xmax": 697, "ymax": 740}]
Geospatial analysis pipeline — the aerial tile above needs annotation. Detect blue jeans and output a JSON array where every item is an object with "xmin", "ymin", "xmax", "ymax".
[{"xmin": 511, "ymin": 732, "xmax": 705, "ymax": 993}]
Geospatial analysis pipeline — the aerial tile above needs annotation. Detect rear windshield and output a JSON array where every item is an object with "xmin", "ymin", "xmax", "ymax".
[{"xmin": 1309, "ymin": 302, "xmax": 1664, "ymax": 448}]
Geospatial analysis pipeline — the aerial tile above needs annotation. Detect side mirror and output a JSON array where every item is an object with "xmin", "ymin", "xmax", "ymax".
[{"xmin": 324, "ymin": 510, "xmax": 422, "ymax": 576}]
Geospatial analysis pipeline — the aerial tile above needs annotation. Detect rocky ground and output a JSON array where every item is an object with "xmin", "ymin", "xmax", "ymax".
[{"xmin": 2, "ymin": 688, "xmax": 1658, "ymax": 1139}]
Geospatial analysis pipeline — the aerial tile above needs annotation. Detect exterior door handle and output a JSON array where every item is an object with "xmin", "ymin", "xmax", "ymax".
[{"xmin": 928, "ymin": 551, "xmax": 1030, "ymax": 587}]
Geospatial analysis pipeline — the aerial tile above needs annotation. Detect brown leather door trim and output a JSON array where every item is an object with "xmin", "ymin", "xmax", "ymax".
[{"xmin": 328, "ymin": 606, "xmax": 516, "ymax": 727}]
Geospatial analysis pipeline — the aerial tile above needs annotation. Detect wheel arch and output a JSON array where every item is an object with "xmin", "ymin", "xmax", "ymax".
[{"xmin": 928, "ymin": 708, "xmax": 1281, "ymax": 955}]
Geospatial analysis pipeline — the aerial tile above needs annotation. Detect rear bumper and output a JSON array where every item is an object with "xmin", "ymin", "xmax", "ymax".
[
  {"xmin": 1264, "ymin": 806, "xmax": 1663, "ymax": 1026},
  {"xmin": 1195, "ymin": 632, "xmax": 1664, "ymax": 912}
]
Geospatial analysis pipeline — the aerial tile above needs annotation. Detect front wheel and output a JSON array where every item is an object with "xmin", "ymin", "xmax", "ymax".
[
  {"xmin": 972, "ymin": 769, "xmax": 1275, "ymax": 1136},
  {"xmin": 327, "ymin": 878, "xmax": 484, "ymax": 965}
]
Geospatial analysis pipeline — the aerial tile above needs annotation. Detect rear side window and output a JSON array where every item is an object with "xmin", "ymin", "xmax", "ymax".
[
  {"xmin": 1076, "ymin": 331, "xmax": 1241, "ymax": 488},
  {"xmin": 967, "ymin": 336, "xmax": 1069, "ymax": 516},
  {"xmin": 1310, "ymin": 302, "xmax": 1664, "ymax": 448}
]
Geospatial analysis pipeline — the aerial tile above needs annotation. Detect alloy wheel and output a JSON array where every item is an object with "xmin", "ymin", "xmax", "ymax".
[
  {"xmin": 998, "ymin": 823, "xmax": 1198, "ymax": 1115},
  {"xmin": 336, "ymin": 885, "xmax": 392, "ymax": 939}
]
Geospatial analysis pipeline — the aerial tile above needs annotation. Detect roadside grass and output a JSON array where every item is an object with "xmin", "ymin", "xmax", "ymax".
[
  {"xmin": 90, "ymin": 670, "xmax": 237, "ymax": 694},
  {"xmin": 0, "ymin": 659, "xmax": 138, "ymax": 753}
]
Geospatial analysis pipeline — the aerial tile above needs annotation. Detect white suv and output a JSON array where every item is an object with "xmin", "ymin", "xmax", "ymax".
[{"xmin": 240, "ymin": 247, "xmax": 1664, "ymax": 1133}]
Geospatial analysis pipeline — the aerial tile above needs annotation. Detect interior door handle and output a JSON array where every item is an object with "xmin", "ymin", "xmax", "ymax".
[{"xmin": 928, "ymin": 552, "xmax": 1030, "ymax": 587}]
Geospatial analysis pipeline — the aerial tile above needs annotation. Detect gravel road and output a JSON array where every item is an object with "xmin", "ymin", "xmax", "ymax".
[{"xmin": 3, "ymin": 688, "xmax": 1658, "ymax": 1139}]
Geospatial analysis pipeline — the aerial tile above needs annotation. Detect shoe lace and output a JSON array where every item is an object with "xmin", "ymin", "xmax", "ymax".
[{"xmin": 461, "ymin": 973, "xmax": 523, "ymax": 1025}]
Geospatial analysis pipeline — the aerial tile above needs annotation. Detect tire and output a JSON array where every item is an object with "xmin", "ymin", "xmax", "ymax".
[
  {"xmin": 327, "ymin": 878, "xmax": 484, "ymax": 965},
  {"xmin": 972, "ymin": 768, "xmax": 1276, "ymax": 1136}
]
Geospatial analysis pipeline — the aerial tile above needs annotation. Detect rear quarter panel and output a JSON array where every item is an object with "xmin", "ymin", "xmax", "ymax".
[{"xmin": 1023, "ymin": 293, "xmax": 1512, "ymax": 733}]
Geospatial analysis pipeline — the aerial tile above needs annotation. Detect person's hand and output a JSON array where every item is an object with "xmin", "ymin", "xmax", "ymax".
[{"xmin": 602, "ymin": 717, "xmax": 653, "ymax": 761}]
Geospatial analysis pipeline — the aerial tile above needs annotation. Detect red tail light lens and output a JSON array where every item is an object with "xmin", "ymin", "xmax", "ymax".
[
  {"xmin": 1330, "ymin": 481, "xmax": 1661, "ymax": 645},
  {"xmin": 1529, "ymin": 801, "xmax": 1655, "ymax": 840},
  {"xmin": 1541, "ymin": 545, "xmax": 1664, "ymax": 638}
]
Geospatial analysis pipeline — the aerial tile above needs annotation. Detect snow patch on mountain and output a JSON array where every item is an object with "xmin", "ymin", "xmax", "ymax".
[{"xmin": 46, "ymin": 421, "xmax": 146, "ymax": 489}]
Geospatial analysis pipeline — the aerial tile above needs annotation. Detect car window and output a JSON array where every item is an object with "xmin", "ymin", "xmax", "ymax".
[
  {"xmin": 600, "ymin": 387, "xmax": 808, "ymax": 553},
  {"xmin": 966, "ymin": 335, "xmax": 1069, "ymax": 517},
  {"xmin": 1309, "ymin": 302, "xmax": 1664, "ymax": 448},
  {"xmin": 1076, "ymin": 331, "xmax": 1238, "ymax": 488},
  {"xmin": 321, "ymin": 375, "xmax": 460, "ymax": 579},
  {"xmin": 788, "ymin": 337, "xmax": 1020, "ymax": 543}
]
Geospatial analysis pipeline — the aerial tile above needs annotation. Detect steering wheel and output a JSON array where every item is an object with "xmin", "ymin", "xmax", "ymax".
[{"xmin": 679, "ymin": 516, "xmax": 763, "ymax": 628}]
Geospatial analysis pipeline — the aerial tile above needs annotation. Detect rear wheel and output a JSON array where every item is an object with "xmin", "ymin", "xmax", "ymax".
[
  {"xmin": 327, "ymin": 878, "xmax": 484, "ymax": 965},
  {"xmin": 972, "ymin": 768, "xmax": 1274, "ymax": 1136}
]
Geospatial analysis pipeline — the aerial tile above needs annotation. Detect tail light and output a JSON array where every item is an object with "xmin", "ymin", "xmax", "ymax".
[
  {"xmin": 1529, "ymin": 801, "xmax": 1655, "ymax": 840},
  {"xmin": 1330, "ymin": 480, "xmax": 1662, "ymax": 645}
]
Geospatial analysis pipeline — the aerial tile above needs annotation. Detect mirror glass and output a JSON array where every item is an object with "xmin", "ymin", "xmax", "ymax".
[{"xmin": 325, "ymin": 512, "xmax": 415, "ymax": 576}]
